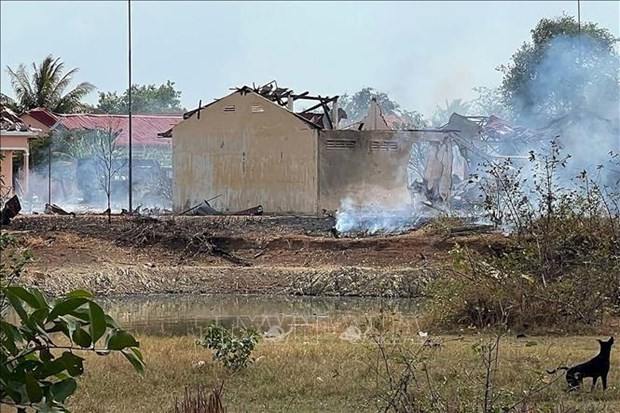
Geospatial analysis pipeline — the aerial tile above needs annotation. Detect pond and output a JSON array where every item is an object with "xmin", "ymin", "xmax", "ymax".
[{"xmin": 99, "ymin": 294, "xmax": 423, "ymax": 337}]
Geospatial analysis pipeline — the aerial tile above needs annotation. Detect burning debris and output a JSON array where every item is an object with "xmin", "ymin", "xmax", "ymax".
[
  {"xmin": 332, "ymin": 196, "xmax": 432, "ymax": 237},
  {"xmin": 408, "ymin": 112, "xmax": 551, "ymax": 210}
]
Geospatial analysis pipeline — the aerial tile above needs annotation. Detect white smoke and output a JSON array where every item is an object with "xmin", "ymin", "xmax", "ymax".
[
  {"xmin": 336, "ymin": 197, "xmax": 424, "ymax": 235},
  {"xmin": 512, "ymin": 34, "xmax": 620, "ymax": 186},
  {"xmin": 335, "ymin": 33, "xmax": 619, "ymax": 235},
  {"xmin": 20, "ymin": 142, "xmax": 172, "ymax": 214}
]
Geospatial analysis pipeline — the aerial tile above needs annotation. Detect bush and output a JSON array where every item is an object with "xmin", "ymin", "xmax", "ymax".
[
  {"xmin": 363, "ymin": 328, "xmax": 559, "ymax": 412},
  {"xmin": 199, "ymin": 324, "xmax": 259, "ymax": 372},
  {"xmin": 427, "ymin": 141, "xmax": 620, "ymax": 331},
  {"xmin": 172, "ymin": 385, "xmax": 224, "ymax": 413}
]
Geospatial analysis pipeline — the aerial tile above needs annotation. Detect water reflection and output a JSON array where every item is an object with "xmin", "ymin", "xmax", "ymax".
[{"xmin": 100, "ymin": 294, "xmax": 421, "ymax": 337}]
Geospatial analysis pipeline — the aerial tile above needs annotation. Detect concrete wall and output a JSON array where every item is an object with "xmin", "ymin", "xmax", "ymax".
[
  {"xmin": 317, "ymin": 129, "xmax": 448, "ymax": 211},
  {"xmin": 1, "ymin": 134, "xmax": 32, "ymax": 197},
  {"xmin": 0, "ymin": 149, "xmax": 14, "ymax": 196},
  {"xmin": 20, "ymin": 113, "xmax": 52, "ymax": 134},
  {"xmin": 172, "ymin": 91, "xmax": 319, "ymax": 214}
]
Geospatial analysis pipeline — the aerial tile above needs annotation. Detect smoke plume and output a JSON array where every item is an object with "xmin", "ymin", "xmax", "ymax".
[
  {"xmin": 336, "ymin": 33, "xmax": 619, "ymax": 235},
  {"xmin": 513, "ymin": 34, "xmax": 620, "ymax": 184}
]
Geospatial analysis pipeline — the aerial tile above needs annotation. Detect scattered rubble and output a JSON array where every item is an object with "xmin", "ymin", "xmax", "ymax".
[
  {"xmin": 181, "ymin": 197, "xmax": 263, "ymax": 217},
  {"xmin": 44, "ymin": 203, "xmax": 75, "ymax": 216}
]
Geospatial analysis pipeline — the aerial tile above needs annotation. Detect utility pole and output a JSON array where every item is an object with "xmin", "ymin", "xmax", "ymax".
[
  {"xmin": 47, "ymin": 137, "xmax": 51, "ymax": 205},
  {"xmin": 128, "ymin": 0, "xmax": 133, "ymax": 213},
  {"xmin": 577, "ymin": 0, "xmax": 581, "ymax": 35}
]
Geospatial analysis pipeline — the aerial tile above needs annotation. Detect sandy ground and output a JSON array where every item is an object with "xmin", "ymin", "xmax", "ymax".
[{"xmin": 3, "ymin": 214, "xmax": 507, "ymax": 297}]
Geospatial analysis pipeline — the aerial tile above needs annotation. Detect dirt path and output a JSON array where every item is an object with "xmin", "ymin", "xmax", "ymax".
[{"xmin": 3, "ymin": 215, "xmax": 506, "ymax": 297}]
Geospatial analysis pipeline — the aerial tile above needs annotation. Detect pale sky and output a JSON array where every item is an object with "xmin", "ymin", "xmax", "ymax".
[{"xmin": 1, "ymin": 1, "xmax": 618, "ymax": 117}]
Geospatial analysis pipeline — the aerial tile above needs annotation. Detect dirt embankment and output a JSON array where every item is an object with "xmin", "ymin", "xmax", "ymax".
[{"xmin": 2, "ymin": 215, "xmax": 508, "ymax": 297}]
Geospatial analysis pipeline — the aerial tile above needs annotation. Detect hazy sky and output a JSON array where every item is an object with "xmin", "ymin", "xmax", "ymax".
[{"xmin": 1, "ymin": 1, "xmax": 618, "ymax": 117}]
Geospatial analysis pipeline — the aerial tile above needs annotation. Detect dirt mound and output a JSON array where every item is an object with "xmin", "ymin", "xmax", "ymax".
[{"xmin": 4, "ymin": 215, "xmax": 506, "ymax": 296}]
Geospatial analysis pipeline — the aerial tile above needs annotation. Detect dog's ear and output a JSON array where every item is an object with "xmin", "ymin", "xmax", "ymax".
[{"xmin": 609, "ymin": 336, "xmax": 615, "ymax": 345}]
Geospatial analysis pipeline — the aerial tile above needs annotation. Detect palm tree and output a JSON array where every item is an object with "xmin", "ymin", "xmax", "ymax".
[
  {"xmin": 6, "ymin": 55, "xmax": 95, "ymax": 113},
  {"xmin": 431, "ymin": 98, "xmax": 473, "ymax": 127}
]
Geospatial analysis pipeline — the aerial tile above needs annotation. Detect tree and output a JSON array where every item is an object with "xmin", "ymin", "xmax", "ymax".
[
  {"xmin": 499, "ymin": 15, "xmax": 619, "ymax": 127},
  {"xmin": 430, "ymin": 98, "xmax": 473, "ymax": 127},
  {"xmin": 92, "ymin": 127, "xmax": 127, "ymax": 222},
  {"xmin": 1, "ymin": 232, "xmax": 144, "ymax": 412},
  {"xmin": 6, "ymin": 55, "xmax": 95, "ymax": 113},
  {"xmin": 339, "ymin": 87, "xmax": 427, "ymax": 129},
  {"xmin": 96, "ymin": 81, "xmax": 186, "ymax": 114},
  {"xmin": 470, "ymin": 86, "xmax": 512, "ymax": 119}
]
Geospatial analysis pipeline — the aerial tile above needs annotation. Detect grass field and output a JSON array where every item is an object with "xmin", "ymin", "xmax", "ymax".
[{"xmin": 62, "ymin": 328, "xmax": 620, "ymax": 413}]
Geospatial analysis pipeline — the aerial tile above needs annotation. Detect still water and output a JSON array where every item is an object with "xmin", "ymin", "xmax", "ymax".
[{"xmin": 99, "ymin": 294, "xmax": 421, "ymax": 337}]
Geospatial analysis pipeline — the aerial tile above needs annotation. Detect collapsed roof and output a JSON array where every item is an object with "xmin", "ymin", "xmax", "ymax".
[{"xmin": 0, "ymin": 103, "xmax": 41, "ymax": 135}]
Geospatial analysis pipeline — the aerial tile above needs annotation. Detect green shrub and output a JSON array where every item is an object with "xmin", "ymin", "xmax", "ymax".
[{"xmin": 199, "ymin": 324, "xmax": 259, "ymax": 372}]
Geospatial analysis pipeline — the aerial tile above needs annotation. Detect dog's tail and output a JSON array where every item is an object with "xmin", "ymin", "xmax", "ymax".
[{"xmin": 546, "ymin": 366, "xmax": 570, "ymax": 375}]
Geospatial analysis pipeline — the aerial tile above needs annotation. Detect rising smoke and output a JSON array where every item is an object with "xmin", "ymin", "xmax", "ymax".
[
  {"xmin": 335, "ymin": 32, "xmax": 620, "ymax": 235},
  {"xmin": 22, "ymin": 130, "xmax": 173, "ymax": 214},
  {"xmin": 334, "ymin": 131, "xmax": 441, "ymax": 235},
  {"xmin": 513, "ymin": 34, "xmax": 620, "ymax": 186},
  {"xmin": 335, "ymin": 194, "xmax": 429, "ymax": 235}
]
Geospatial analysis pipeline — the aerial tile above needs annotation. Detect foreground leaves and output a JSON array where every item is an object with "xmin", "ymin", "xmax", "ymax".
[{"xmin": 1, "ymin": 281, "xmax": 144, "ymax": 411}]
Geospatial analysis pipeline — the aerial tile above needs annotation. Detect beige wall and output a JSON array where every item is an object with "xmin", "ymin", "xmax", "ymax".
[
  {"xmin": 317, "ymin": 130, "xmax": 448, "ymax": 212},
  {"xmin": 1, "ymin": 150, "xmax": 14, "ymax": 196},
  {"xmin": 20, "ymin": 113, "xmax": 52, "ymax": 134},
  {"xmin": 1, "ymin": 134, "xmax": 31, "ymax": 197},
  {"xmin": 1, "ymin": 135, "xmax": 30, "ymax": 150},
  {"xmin": 172, "ymin": 92, "xmax": 319, "ymax": 214}
]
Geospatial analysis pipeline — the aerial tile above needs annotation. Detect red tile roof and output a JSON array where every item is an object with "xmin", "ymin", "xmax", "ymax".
[
  {"xmin": 55, "ymin": 113, "xmax": 182, "ymax": 147},
  {"xmin": 23, "ymin": 107, "xmax": 59, "ymax": 128}
]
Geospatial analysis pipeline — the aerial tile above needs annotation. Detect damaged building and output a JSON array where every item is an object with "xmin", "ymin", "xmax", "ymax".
[
  {"xmin": 0, "ymin": 103, "xmax": 44, "ymax": 198},
  {"xmin": 160, "ymin": 82, "xmax": 451, "ymax": 214}
]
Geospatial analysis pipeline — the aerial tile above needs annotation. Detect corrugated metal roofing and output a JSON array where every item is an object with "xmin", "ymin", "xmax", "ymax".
[
  {"xmin": 55, "ymin": 113, "xmax": 182, "ymax": 147},
  {"xmin": 24, "ymin": 107, "xmax": 59, "ymax": 127}
]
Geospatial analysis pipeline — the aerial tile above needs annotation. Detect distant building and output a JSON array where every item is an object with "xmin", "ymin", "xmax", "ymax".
[
  {"xmin": 18, "ymin": 108, "xmax": 182, "ymax": 206},
  {"xmin": 21, "ymin": 108, "xmax": 182, "ymax": 165},
  {"xmin": 1, "ymin": 104, "xmax": 43, "ymax": 197}
]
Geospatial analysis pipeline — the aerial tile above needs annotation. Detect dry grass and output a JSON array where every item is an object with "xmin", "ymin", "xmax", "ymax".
[{"xmin": 62, "ymin": 330, "xmax": 620, "ymax": 413}]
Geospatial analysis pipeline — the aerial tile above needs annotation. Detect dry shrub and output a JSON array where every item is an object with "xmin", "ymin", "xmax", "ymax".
[
  {"xmin": 173, "ymin": 385, "xmax": 225, "ymax": 413},
  {"xmin": 426, "ymin": 243, "xmax": 619, "ymax": 331},
  {"xmin": 427, "ymin": 142, "xmax": 620, "ymax": 331}
]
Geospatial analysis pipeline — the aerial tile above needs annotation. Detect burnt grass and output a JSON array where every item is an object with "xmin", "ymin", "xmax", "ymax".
[
  {"xmin": 6, "ymin": 214, "xmax": 501, "ymax": 259},
  {"xmin": 8, "ymin": 215, "xmax": 339, "ymax": 261}
]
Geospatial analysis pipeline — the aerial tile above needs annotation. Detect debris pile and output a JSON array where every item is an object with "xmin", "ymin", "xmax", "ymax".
[
  {"xmin": 116, "ymin": 218, "xmax": 250, "ymax": 266},
  {"xmin": 44, "ymin": 203, "xmax": 75, "ymax": 216},
  {"xmin": 180, "ymin": 196, "xmax": 263, "ymax": 217}
]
